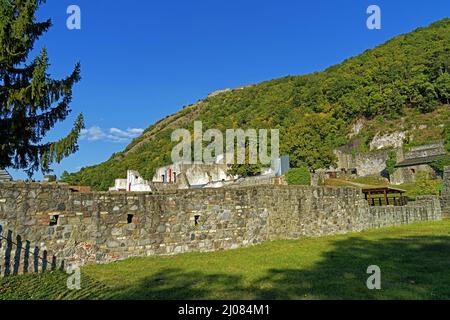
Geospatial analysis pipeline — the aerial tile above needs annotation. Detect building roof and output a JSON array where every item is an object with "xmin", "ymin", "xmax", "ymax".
[
  {"xmin": 395, "ymin": 154, "xmax": 450, "ymax": 168},
  {"xmin": 362, "ymin": 187, "xmax": 407, "ymax": 195},
  {"xmin": 0, "ymin": 169, "xmax": 12, "ymax": 182}
]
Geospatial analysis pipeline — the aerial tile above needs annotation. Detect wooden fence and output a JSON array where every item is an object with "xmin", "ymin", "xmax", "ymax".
[{"xmin": 0, "ymin": 225, "xmax": 65, "ymax": 277}]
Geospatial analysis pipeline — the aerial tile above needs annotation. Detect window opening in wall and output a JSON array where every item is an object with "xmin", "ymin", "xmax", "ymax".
[
  {"xmin": 194, "ymin": 215, "xmax": 200, "ymax": 226},
  {"xmin": 127, "ymin": 214, "xmax": 134, "ymax": 224},
  {"xmin": 49, "ymin": 215, "xmax": 59, "ymax": 226}
]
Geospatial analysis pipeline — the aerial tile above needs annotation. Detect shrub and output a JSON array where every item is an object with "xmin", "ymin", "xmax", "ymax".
[
  {"xmin": 285, "ymin": 167, "xmax": 311, "ymax": 186},
  {"xmin": 386, "ymin": 150, "xmax": 397, "ymax": 176},
  {"xmin": 228, "ymin": 164, "xmax": 262, "ymax": 178},
  {"xmin": 430, "ymin": 156, "xmax": 450, "ymax": 177},
  {"xmin": 399, "ymin": 171, "xmax": 443, "ymax": 200},
  {"xmin": 445, "ymin": 121, "xmax": 450, "ymax": 153}
]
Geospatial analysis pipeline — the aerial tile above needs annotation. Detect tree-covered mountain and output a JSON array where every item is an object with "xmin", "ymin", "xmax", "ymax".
[{"xmin": 62, "ymin": 19, "xmax": 450, "ymax": 191}]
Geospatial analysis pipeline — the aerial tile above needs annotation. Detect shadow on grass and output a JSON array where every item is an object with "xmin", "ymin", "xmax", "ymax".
[
  {"xmin": 0, "ymin": 271, "xmax": 112, "ymax": 300},
  {"xmin": 112, "ymin": 269, "xmax": 245, "ymax": 300},
  {"xmin": 112, "ymin": 235, "xmax": 450, "ymax": 300}
]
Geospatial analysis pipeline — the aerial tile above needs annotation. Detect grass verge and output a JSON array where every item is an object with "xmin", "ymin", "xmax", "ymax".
[{"xmin": 1, "ymin": 220, "xmax": 450, "ymax": 300}]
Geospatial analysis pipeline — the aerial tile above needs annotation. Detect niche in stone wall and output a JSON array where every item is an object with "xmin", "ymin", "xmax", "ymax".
[
  {"xmin": 49, "ymin": 215, "xmax": 59, "ymax": 227},
  {"xmin": 194, "ymin": 215, "xmax": 201, "ymax": 227},
  {"xmin": 127, "ymin": 214, "xmax": 134, "ymax": 224}
]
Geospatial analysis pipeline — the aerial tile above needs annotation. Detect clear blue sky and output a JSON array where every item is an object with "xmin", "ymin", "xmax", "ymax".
[{"xmin": 10, "ymin": 0, "xmax": 450, "ymax": 180}]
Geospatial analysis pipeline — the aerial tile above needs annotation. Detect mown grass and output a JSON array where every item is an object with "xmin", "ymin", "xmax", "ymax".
[{"xmin": 2, "ymin": 220, "xmax": 450, "ymax": 300}]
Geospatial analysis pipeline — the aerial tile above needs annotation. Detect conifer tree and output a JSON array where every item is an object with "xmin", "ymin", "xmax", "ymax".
[{"xmin": 0, "ymin": 0, "xmax": 84, "ymax": 176}]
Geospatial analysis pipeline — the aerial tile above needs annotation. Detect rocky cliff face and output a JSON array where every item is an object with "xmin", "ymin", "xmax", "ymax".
[{"xmin": 370, "ymin": 132, "xmax": 407, "ymax": 151}]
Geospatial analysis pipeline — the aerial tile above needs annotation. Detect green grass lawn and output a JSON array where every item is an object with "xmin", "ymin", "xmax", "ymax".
[{"xmin": 2, "ymin": 219, "xmax": 450, "ymax": 300}]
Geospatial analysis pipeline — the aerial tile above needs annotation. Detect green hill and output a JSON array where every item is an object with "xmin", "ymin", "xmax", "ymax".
[{"xmin": 63, "ymin": 19, "xmax": 450, "ymax": 191}]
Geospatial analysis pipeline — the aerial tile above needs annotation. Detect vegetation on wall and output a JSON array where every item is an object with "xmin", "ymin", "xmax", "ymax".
[
  {"xmin": 386, "ymin": 150, "xmax": 398, "ymax": 177},
  {"xmin": 430, "ymin": 157, "xmax": 450, "ymax": 177},
  {"xmin": 62, "ymin": 19, "xmax": 450, "ymax": 190},
  {"xmin": 445, "ymin": 120, "xmax": 450, "ymax": 153},
  {"xmin": 400, "ymin": 172, "xmax": 443, "ymax": 200}
]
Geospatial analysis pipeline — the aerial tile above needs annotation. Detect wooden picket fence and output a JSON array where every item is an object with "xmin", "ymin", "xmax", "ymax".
[{"xmin": 0, "ymin": 225, "xmax": 65, "ymax": 277}]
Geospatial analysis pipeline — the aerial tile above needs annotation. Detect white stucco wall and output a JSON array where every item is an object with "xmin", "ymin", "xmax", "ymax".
[
  {"xmin": 109, "ymin": 171, "xmax": 152, "ymax": 192},
  {"xmin": 127, "ymin": 170, "xmax": 152, "ymax": 192},
  {"xmin": 109, "ymin": 179, "xmax": 127, "ymax": 191},
  {"xmin": 152, "ymin": 162, "xmax": 234, "ymax": 186}
]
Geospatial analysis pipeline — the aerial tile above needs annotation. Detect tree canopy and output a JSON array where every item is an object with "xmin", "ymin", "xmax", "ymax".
[{"xmin": 0, "ymin": 0, "xmax": 84, "ymax": 176}]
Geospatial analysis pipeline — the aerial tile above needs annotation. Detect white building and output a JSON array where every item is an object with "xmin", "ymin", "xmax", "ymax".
[
  {"xmin": 152, "ymin": 154, "xmax": 289, "ymax": 189},
  {"xmin": 108, "ymin": 155, "xmax": 288, "ymax": 192},
  {"xmin": 109, "ymin": 170, "xmax": 152, "ymax": 192},
  {"xmin": 152, "ymin": 161, "xmax": 233, "ymax": 187}
]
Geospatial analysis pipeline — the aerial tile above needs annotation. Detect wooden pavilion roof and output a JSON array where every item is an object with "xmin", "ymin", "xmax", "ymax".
[{"xmin": 362, "ymin": 187, "xmax": 406, "ymax": 195}]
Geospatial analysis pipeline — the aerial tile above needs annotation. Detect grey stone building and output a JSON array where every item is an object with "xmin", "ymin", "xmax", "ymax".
[{"xmin": 391, "ymin": 142, "xmax": 449, "ymax": 185}]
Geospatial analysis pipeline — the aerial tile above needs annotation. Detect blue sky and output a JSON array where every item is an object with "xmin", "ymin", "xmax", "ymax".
[{"xmin": 10, "ymin": 0, "xmax": 450, "ymax": 180}]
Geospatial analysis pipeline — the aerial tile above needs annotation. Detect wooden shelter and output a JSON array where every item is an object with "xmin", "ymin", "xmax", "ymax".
[{"xmin": 362, "ymin": 187, "xmax": 408, "ymax": 207}]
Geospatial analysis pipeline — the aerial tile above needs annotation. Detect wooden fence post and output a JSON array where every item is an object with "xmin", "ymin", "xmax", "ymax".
[
  {"xmin": 4, "ymin": 230, "xmax": 13, "ymax": 277},
  {"xmin": 13, "ymin": 235, "xmax": 22, "ymax": 276},
  {"xmin": 23, "ymin": 241, "xmax": 30, "ymax": 274}
]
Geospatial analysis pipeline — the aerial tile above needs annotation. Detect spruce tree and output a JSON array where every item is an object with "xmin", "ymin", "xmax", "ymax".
[{"xmin": 0, "ymin": 0, "xmax": 84, "ymax": 176}]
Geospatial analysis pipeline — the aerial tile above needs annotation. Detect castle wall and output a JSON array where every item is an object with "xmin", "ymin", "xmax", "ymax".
[
  {"xmin": 0, "ymin": 182, "xmax": 442, "ymax": 273},
  {"xmin": 441, "ymin": 166, "xmax": 450, "ymax": 216},
  {"xmin": 390, "ymin": 164, "xmax": 436, "ymax": 185},
  {"xmin": 334, "ymin": 150, "xmax": 388, "ymax": 176},
  {"xmin": 404, "ymin": 142, "xmax": 446, "ymax": 160}
]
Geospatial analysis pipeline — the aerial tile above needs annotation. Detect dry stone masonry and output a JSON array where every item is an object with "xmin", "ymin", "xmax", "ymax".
[
  {"xmin": 441, "ymin": 166, "xmax": 450, "ymax": 216},
  {"xmin": 0, "ymin": 182, "xmax": 442, "ymax": 274}
]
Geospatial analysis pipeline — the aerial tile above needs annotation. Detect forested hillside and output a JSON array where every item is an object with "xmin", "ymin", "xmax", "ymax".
[{"xmin": 63, "ymin": 19, "xmax": 450, "ymax": 190}]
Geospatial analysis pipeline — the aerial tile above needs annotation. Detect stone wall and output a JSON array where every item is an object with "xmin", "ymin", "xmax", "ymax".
[
  {"xmin": 334, "ymin": 149, "xmax": 389, "ymax": 176},
  {"xmin": 368, "ymin": 196, "xmax": 442, "ymax": 228},
  {"xmin": 441, "ymin": 166, "xmax": 450, "ymax": 217},
  {"xmin": 0, "ymin": 182, "xmax": 442, "ymax": 272},
  {"xmin": 390, "ymin": 164, "xmax": 436, "ymax": 185},
  {"xmin": 0, "ymin": 225, "xmax": 64, "ymax": 277},
  {"xmin": 404, "ymin": 142, "xmax": 446, "ymax": 160}
]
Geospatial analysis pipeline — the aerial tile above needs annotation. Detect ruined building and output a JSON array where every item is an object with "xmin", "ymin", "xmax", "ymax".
[{"xmin": 391, "ymin": 142, "xmax": 448, "ymax": 184}]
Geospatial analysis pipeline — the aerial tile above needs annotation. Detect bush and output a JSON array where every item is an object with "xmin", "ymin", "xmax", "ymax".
[
  {"xmin": 430, "ymin": 156, "xmax": 450, "ymax": 177},
  {"xmin": 444, "ymin": 121, "xmax": 450, "ymax": 153},
  {"xmin": 399, "ymin": 171, "xmax": 443, "ymax": 200},
  {"xmin": 228, "ymin": 164, "xmax": 262, "ymax": 178},
  {"xmin": 285, "ymin": 167, "xmax": 311, "ymax": 186},
  {"xmin": 386, "ymin": 150, "xmax": 397, "ymax": 176}
]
